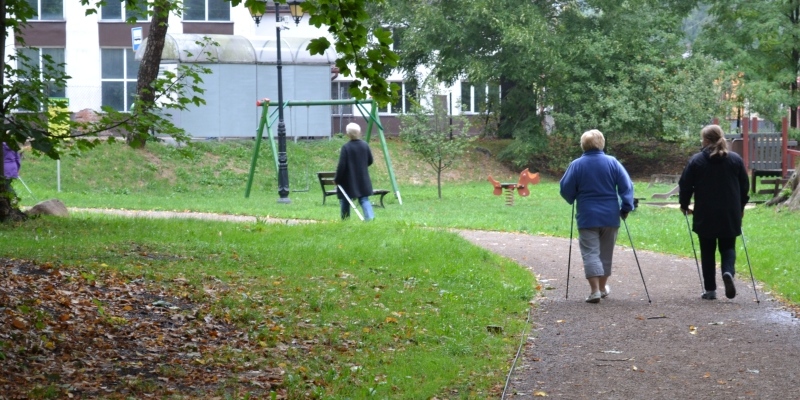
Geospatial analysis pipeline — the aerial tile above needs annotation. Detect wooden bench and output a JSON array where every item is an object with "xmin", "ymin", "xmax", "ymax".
[{"xmin": 317, "ymin": 172, "xmax": 389, "ymax": 208}]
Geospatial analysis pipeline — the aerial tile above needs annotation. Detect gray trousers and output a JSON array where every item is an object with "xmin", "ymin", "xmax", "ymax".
[{"xmin": 578, "ymin": 227, "xmax": 619, "ymax": 278}]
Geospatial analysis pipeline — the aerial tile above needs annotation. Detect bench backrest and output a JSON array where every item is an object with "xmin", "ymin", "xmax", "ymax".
[{"xmin": 317, "ymin": 172, "xmax": 336, "ymax": 192}]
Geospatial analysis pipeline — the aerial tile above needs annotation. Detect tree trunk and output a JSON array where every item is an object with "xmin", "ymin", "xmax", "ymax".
[
  {"xmin": 765, "ymin": 171, "xmax": 800, "ymax": 209},
  {"xmin": 782, "ymin": 171, "xmax": 800, "ymax": 211},
  {"xmin": 437, "ymin": 159, "xmax": 442, "ymax": 199},
  {"xmin": 129, "ymin": 0, "xmax": 171, "ymax": 148}
]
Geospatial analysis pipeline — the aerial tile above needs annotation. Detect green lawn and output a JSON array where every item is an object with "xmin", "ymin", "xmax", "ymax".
[{"xmin": 2, "ymin": 139, "xmax": 797, "ymax": 398}]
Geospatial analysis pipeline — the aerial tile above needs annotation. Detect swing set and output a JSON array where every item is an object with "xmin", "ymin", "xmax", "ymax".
[{"xmin": 244, "ymin": 98, "xmax": 403, "ymax": 205}]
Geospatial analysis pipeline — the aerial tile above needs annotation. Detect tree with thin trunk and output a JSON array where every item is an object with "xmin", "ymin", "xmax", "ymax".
[{"xmin": 400, "ymin": 79, "xmax": 473, "ymax": 199}]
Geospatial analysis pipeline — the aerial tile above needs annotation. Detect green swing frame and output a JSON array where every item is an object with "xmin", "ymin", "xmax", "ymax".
[{"xmin": 245, "ymin": 99, "xmax": 402, "ymax": 205}]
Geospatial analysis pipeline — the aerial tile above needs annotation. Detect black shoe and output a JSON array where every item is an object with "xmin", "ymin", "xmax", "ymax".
[
  {"xmin": 701, "ymin": 290, "xmax": 717, "ymax": 300},
  {"xmin": 723, "ymin": 272, "xmax": 736, "ymax": 299}
]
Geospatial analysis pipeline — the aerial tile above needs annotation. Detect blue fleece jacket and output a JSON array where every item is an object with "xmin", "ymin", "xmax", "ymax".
[{"xmin": 559, "ymin": 149, "xmax": 634, "ymax": 229}]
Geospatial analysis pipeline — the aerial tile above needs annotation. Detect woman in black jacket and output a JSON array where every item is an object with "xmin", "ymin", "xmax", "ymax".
[
  {"xmin": 679, "ymin": 124, "xmax": 750, "ymax": 300},
  {"xmin": 334, "ymin": 123, "xmax": 375, "ymax": 221}
]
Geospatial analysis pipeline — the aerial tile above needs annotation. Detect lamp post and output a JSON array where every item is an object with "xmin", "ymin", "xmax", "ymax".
[{"xmin": 249, "ymin": 0, "xmax": 306, "ymax": 203}]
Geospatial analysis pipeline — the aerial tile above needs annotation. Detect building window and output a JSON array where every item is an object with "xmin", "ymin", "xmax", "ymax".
[
  {"xmin": 381, "ymin": 79, "xmax": 417, "ymax": 115},
  {"xmin": 331, "ymin": 81, "xmax": 353, "ymax": 115},
  {"xmin": 391, "ymin": 27, "xmax": 405, "ymax": 52},
  {"xmin": 17, "ymin": 47, "xmax": 66, "ymax": 98},
  {"xmin": 26, "ymin": 0, "xmax": 62, "ymax": 20},
  {"xmin": 101, "ymin": 49, "xmax": 139, "ymax": 112},
  {"xmin": 184, "ymin": 0, "xmax": 230, "ymax": 21},
  {"xmin": 101, "ymin": 1, "xmax": 148, "ymax": 21},
  {"xmin": 461, "ymin": 81, "xmax": 500, "ymax": 113}
]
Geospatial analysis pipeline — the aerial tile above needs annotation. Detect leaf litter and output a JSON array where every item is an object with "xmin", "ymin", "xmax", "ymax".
[{"xmin": 0, "ymin": 258, "xmax": 285, "ymax": 398}]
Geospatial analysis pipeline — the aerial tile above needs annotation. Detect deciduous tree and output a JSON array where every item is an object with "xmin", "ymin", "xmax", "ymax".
[{"xmin": 400, "ymin": 79, "xmax": 473, "ymax": 199}]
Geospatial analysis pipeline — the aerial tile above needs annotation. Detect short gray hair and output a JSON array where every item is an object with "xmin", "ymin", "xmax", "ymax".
[
  {"xmin": 580, "ymin": 129, "xmax": 605, "ymax": 151},
  {"xmin": 346, "ymin": 123, "xmax": 362, "ymax": 140}
]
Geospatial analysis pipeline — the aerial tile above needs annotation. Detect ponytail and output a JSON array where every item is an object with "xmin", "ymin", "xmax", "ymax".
[{"xmin": 701, "ymin": 124, "xmax": 728, "ymax": 158}]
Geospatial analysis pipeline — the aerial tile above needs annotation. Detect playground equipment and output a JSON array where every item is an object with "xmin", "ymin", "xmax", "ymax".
[
  {"xmin": 720, "ymin": 116, "xmax": 798, "ymax": 194},
  {"xmin": 487, "ymin": 168, "xmax": 540, "ymax": 206},
  {"xmin": 245, "ymin": 98, "xmax": 402, "ymax": 205}
]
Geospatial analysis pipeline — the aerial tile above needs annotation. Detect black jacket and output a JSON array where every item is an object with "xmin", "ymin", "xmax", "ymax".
[
  {"xmin": 335, "ymin": 139, "xmax": 374, "ymax": 199},
  {"xmin": 678, "ymin": 149, "xmax": 749, "ymax": 238}
]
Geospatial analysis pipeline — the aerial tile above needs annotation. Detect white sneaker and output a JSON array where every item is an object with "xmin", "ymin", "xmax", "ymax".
[
  {"xmin": 585, "ymin": 291, "xmax": 602, "ymax": 303},
  {"xmin": 601, "ymin": 285, "xmax": 611, "ymax": 298}
]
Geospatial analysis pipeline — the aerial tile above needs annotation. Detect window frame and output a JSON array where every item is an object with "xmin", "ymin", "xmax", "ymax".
[
  {"xmin": 183, "ymin": 0, "xmax": 231, "ymax": 22},
  {"xmin": 379, "ymin": 79, "xmax": 417, "ymax": 115},
  {"xmin": 100, "ymin": 1, "xmax": 149, "ymax": 21},
  {"xmin": 101, "ymin": 48, "xmax": 140, "ymax": 112},
  {"xmin": 17, "ymin": 47, "xmax": 66, "ymax": 99},
  {"xmin": 331, "ymin": 81, "xmax": 354, "ymax": 116},
  {"xmin": 460, "ymin": 81, "xmax": 501, "ymax": 114},
  {"xmin": 26, "ymin": 0, "xmax": 63, "ymax": 21}
]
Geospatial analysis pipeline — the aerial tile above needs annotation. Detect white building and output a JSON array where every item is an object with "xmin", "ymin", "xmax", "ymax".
[{"xmin": 16, "ymin": 0, "xmax": 495, "ymax": 137}]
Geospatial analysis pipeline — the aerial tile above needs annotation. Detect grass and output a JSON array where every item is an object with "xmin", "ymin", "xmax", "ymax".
[
  {"xmin": 3, "ymin": 138, "xmax": 800, "ymax": 397},
  {"xmin": 2, "ymin": 215, "xmax": 534, "ymax": 398},
  {"xmin": 13, "ymin": 140, "xmax": 800, "ymax": 303}
]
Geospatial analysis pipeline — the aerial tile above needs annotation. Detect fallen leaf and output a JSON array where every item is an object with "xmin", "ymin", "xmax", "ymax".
[
  {"xmin": 556, "ymin": 320, "xmax": 565, "ymax": 323},
  {"xmin": 703, "ymin": 372, "xmax": 711, "ymax": 378},
  {"xmin": 632, "ymin": 366, "xmax": 638, "ymax": 371},
  {"xmin": 533, "ymin": 390, "xmax": 548, "ymax": 397},
  {"xmin": 11, "ymin": 318, "xmax": 27, "ymax": 329},
  {"xmin": 689, "ymin": 325, "xmax": 697, "ymax": 335}
]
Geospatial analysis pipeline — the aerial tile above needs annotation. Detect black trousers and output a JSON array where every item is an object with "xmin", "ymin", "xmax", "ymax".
[{"xmin": 698, "ymin": 236, "xmax": 736, "ymax": 292}]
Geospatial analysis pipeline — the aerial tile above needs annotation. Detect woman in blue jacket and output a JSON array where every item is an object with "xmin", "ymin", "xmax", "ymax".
[
  {"xmin": 560, "ymin": 130, "xmax": 635, "ymax": 303},
  {"xmin": 678, "ymin": 124, "xmax": 749, "ymax": 300}
]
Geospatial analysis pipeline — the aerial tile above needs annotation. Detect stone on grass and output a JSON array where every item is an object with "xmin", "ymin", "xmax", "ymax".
[{"xmin": 26, "ymin": 199, "xmax": 69, "ymax": 217}]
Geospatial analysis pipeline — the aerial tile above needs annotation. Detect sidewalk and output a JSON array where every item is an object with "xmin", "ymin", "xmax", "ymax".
[{"xmin": 459, "ymin": 230, "xmax": 799, "ymax": 399}]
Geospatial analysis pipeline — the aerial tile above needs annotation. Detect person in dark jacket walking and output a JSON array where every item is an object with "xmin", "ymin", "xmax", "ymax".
[
  {"xmin": 334, "ymin": 123, "xmax": 375, "ymax": 221},
  {"xmin": 560, "ymin": 129, "xmax": 635, "ymax": 303},
  {"xmin": 679, "ymin": 124, "xmax": 749, "ymax": 300}
]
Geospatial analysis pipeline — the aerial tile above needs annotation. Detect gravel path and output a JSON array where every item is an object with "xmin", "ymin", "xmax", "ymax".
[{"xmin": 458, "ymin": 230, "xmax": 799, "ymax": 399}]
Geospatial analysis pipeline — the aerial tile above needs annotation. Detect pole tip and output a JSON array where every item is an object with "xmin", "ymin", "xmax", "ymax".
[{"xmin": 256, "ymin": 98, "xmax": 270, "ymax": 106}]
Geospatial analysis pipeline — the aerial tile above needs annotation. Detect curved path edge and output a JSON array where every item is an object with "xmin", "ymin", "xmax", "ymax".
[{"xmin": 457, "ymin": 230, "xmax": 799, "ymax": 399}]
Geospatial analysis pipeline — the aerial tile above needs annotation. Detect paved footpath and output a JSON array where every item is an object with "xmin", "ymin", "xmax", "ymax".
[{"xmin": 458, "ymin": 230, "xmax": 799, "ymax": 400}]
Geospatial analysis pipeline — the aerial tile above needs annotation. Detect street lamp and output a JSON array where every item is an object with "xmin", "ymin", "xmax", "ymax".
[
  {"xmin": 248, "ymin": 1, "xmax": 306, "ymax": 203},
  {"xmin": 287, "ymin": 1, "xmax": 305, "ymax": 26}
]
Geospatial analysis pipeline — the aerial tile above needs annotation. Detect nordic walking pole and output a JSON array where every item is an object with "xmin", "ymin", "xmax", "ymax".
[
  {"xmin": 740, "ymin": 227, "xmax": 760, "ymax": 305},
  {"xmin": 684, "ymin": 211, "xmax": 704, "ymax": 294},
  {"xmin": 337, "ymin": 185, "xmax": 364, "ymax": 221},
  {"xmin": 16, "ymin": 176, "xmax": 39, "ymax": 202},
  {"xmin": 566, "ymin": 202, "xmax": 575, "ymax": 299},
  {"xmin": 623, "ymin": 218, "xmax": 651, "ymax": 303}
]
